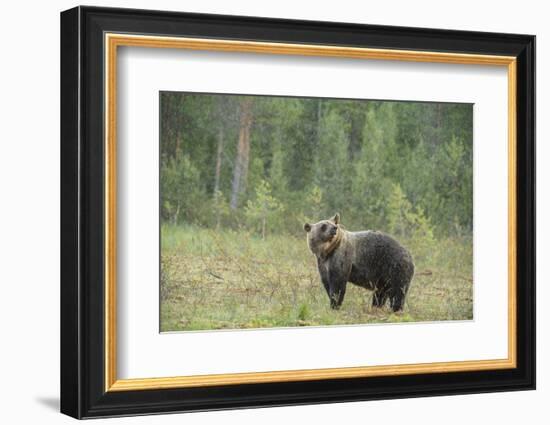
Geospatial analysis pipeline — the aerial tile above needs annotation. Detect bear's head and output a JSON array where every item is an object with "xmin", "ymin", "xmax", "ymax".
[{"xmin": 304, "ymin": 213, "xmax": 342, "ymax": 257}]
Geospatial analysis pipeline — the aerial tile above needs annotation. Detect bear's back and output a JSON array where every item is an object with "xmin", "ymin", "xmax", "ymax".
[{"xmin": 347, "ymin": 230, "xmax": 414, "ymax": 280}]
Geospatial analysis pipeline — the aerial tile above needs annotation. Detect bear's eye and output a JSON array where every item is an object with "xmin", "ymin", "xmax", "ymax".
[{"xmin": 321, "ymin": 224, "xmax": 327, "ymax": 232}]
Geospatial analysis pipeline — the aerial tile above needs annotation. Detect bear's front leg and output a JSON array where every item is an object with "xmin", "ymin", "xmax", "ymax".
[
  {"xmin": 316, "ymin": 257, "xmax": 331, "ymax": 299},
  {"xmin": 328, "ymin": 269, "xmax": 348, "ymax": 310},
  {"xmin": 329, "ymin": 287, "xmax": 346, "ymax": 309}
]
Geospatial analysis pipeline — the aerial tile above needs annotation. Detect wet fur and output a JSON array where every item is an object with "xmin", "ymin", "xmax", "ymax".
[{"xmin": 304, "ymin": 214, "xmax": 414, "ymax": 311}]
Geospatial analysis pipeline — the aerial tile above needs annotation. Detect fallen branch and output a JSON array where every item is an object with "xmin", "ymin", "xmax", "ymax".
[{"xmin": 206, "ymin": 270, "xmax": 224, "ymax": 281}]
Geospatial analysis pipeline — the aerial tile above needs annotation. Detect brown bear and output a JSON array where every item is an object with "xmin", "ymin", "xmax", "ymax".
[{"xmin": 304, "ymin": 213, "xmax": 414, "ymax": 311}]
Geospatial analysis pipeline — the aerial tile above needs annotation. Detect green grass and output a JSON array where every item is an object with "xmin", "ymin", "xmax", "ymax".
[{"xmin": 160, "ymin": 224, "xmax": 473, "ymax": 332}]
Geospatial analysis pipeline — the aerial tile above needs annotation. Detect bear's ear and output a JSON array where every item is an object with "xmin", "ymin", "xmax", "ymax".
[
  {"xmin": 304, "ymin": 223, "xmax": 311, "ymax": 232},
  {"xmin": 331, "ymin": 213, "xmax": 340, "ymax": 225}
]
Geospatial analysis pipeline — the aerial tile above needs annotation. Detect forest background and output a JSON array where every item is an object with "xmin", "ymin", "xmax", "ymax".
[{"xmin": 160, "ymin": 92, "xmax": 473, "ymax": 331}]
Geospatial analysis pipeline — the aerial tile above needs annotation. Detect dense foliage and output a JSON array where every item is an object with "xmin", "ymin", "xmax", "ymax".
[{"xmin": 160, "ymin": 92, "xmax": 472, "ymax": 239}]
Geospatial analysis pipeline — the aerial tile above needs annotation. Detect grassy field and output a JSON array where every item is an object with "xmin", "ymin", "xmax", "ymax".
[{"xmin": 160, "ymin": 225, "xmax": 473, "ymax": 332}]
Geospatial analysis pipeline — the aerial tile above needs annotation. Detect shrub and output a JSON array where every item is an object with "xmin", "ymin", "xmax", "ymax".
[{"xmin": 244, "ymin": 179, "xmax": 285, "ymax": 239}]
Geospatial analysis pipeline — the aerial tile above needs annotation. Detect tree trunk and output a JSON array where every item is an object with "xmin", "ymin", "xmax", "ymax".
[
  {"xmin": 230, "ymin": 98, "xmax": 254, "ymax": 209},
  {"xmin": 316, "ymin": 99, "xmax": 322, "ymax": 148},
  {"xmin": 434, "ymin": 103, "xmax": 442, "ymax": 148},
  {"xmin": 215, "ymin": 191, "xmax": 222, "ymax": 231},
  {"xmin": 214, "ymin": 128, "xmax": 224, "ymax": 229},
  {"xmin": 172, "ymin": 202, "xmax": 180, "ymax": 226},
  {"xmin": 214, "ymin": 99, "xmax": 228, "ymax": 229},
  {"xmin": 213, "ymin": 126, "xmax": 224, "ymax": 196}
]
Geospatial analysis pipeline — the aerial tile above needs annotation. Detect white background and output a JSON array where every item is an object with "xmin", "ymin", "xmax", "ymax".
[
  {"xmin": 118, "ymin": 47, "xmax": 508, "ymax": 379},
  {"xmin": 0, "ymin": 0, "xmax": 546, "ymax": 424}
]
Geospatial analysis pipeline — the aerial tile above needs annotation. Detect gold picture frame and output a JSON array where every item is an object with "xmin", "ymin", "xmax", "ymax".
[{"xmin": 104, "ymin": 34, "xmax": 517, "ymax": 392}]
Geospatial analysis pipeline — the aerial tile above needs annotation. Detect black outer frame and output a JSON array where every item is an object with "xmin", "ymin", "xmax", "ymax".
[{"xmin": 60, "ymin": 5, "xmax": 535, "ymax": 419}]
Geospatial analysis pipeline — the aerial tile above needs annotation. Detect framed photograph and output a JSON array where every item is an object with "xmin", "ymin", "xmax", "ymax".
[{"xmin": 60, "ymin": 6, "xmax": 535, "ymax": 419}]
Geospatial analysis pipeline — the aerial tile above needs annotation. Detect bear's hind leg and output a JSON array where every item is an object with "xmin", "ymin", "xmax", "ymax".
[
  {"xmin": 372, "ymin": 287, "xmax": 389, "ymax": 308},
  {"xmin": 389, "ymin": 292, "xmax": 405, "ymax": 312},
  {"xmin": 389, "ymin": 282, "xmax": 410, "ymax": 312}
]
